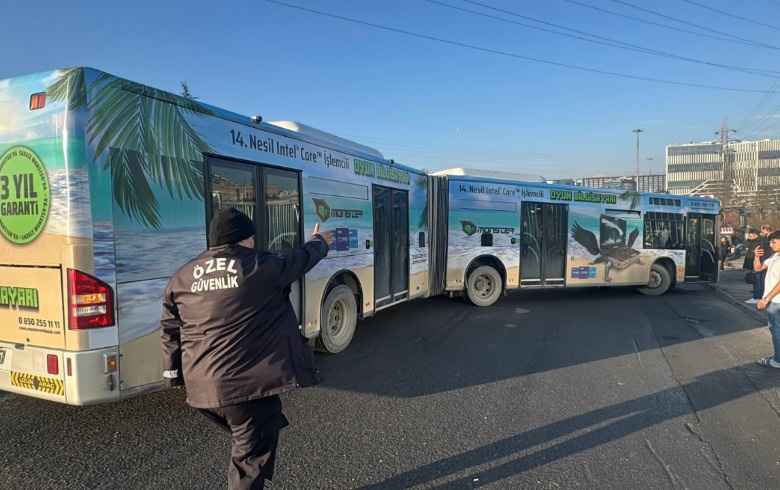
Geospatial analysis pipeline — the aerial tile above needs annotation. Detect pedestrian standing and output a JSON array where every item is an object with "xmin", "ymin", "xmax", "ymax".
[
  {"xmin": 733, "ymin": 233, "xmax": 743, "ymax": 258},
  {"xmin": 755, "ymin": 230, "xmax": 780, "ymax": 368},
  {"xmin": 720, "ymin": 236, "xmax": 730, "ymax": 271},
  {"xmin": 160, "ymin": 207, "xmax": 334, "ymax": 489},
  {"xmin": 743, "ymin": 229, "xmax": 761, "ymax": 304},
  {"xmin": 753, "ymin": 225, "xmax": 773, "ymax": 302}
]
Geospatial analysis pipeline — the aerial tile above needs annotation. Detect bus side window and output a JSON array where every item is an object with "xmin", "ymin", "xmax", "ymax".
[
  {"xmin": 419, "ymin": 231, "xmax": 426, "ymax": 248},
  {"xmin": 644, "ymin": 212, "xmax": 684, "ymax": 250},
  {"xmin": 481, "ymin": 233, "xmax": 493, "ymax": 247}
]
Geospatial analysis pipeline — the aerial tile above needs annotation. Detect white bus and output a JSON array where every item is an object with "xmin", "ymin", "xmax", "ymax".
[
  {"xmin": 429, "ymin": 169, "xmax": 720, "ymax": 306},
  {"xmin": 0, "ymin": 68, "xmax": 429, "ymax": 405}
]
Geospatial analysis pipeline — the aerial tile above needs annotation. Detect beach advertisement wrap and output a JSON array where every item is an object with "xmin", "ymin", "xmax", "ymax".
[
  {"xmin": 2, "ymin": 68, "xmax": 429, "ymax": 370},
  {"xmin": 409, "ymin": 172, "xmax": 429, "ymax": 297},
  {"xmin": 446, "ymin": 180, "xmax": 521, "ymax": 288},
  {"xmin": 567, "ymin": 206, "xmax": 647, "ymax": 285},
  {"xmin": 0, "ymin": 70, "xmax": 96, "ymax": 349},
  {"xmin": 563, "ymin": 190, "xmax": 685, "ymax": 285}
]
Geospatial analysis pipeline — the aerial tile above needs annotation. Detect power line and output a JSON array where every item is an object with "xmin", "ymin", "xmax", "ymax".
[
  {"xmin": 562, "ymin": 0, "xmax": 776, "ymax": 48},
  {"xmin": 263, "ymin": 0, "xmax": 780, "ymax": 93},
  {"xmin": 432, "ymin": 0, "xmax": 780, "ymax": 77},
  {"xmin": 740, "ymin": 100, "xmax": 780, "ymax": 139},
  {"xmin": 733, "ymin": 78, "xmax": 780, "ymax": 133},
  {"xmin": 680, "ymin": 0, "xmax": 780, "ymax": 31},
  {"xmin": 610, "ymin": 0, "xmax": 780, "ymax": 49}
]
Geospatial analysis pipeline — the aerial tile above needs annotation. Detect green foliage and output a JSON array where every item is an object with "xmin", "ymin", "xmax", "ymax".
[
  {"xmin": 619, "ymin": 190, "xmax": 641, "ymax": 210},
  {"xmin": 46, "ymin": 69, "xmax": 216, "ymax": 228},
  {"xmin": 415, "ymin": 173, "xmax": 429, "ymax": 229},
  {"xmin": 180, "ymin": 81, "xmax": 198, "ymax": 100},
  {"xmin": 46, "ymin": 68, "xmax": 87, "ymax": 111}
]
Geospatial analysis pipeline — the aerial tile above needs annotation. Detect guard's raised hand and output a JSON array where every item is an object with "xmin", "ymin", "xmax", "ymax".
[{"xmin": 313, "ymin": 223, "xmax": 335, "ymax": 245}]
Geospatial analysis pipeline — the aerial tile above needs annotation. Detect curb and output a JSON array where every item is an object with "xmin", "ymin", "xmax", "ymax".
[
  {"xmin": 709, "ymin": 264, "xmax": 768, "ymax": 323},
  {"xmin": 708, "ymin": 282, "xmax": 768, "ymax": 324}
]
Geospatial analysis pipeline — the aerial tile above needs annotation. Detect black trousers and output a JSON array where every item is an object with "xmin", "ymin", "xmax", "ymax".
[{"xmin": 198, "ymin": 395, "xmax": 289, "ymax": 490}]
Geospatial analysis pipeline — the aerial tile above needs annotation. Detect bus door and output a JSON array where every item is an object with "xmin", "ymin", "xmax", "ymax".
[
  {"xmin": 685, "ymin": 213, "xmax": 717, "ymax": 281},
  {"xmin": 373, "ymin": 186, "xmax": 409, "ymax": 310},
  {"xmin": 206, "ymin": 158, "xmax": 303, "ymax": 320},
  {"xmin": 520, "ymin": 202, "xmax": 568, "ymax": 285}
]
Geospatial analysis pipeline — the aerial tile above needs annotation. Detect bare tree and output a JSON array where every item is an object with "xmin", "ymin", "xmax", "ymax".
[{"xmin": 180, "ymin": 81, "xmax": 198, "ymax": 100}]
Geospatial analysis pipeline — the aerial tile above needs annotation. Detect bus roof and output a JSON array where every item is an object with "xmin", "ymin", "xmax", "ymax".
[
  {"xmin": 268, "ymin": 120, "xmax": 384, "ymax": 159},
  {"xmin": 5, "ymin": 67, "xmax": 410, "ymax": 172}
]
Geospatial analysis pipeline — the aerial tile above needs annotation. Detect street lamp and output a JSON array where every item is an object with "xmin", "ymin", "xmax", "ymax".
[
  {"xmin": 646, "ymin": 157, "xmax": 653, "ymax": 174},
  {"xmin": 633, "ymin": 128, "xmax": 643, "ymax": 187}
]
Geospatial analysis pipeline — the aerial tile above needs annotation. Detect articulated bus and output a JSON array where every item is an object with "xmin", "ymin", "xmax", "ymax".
[
  {"xmin": 0, "ymin": 68, "xmax": 429, "ymax": 405},
  {"xmin": 428, "ymin": 168, "xmax": 720, "ymax": 306}
]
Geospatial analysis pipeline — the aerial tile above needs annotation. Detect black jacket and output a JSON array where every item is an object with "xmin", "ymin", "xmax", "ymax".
[
  {"xmin": 743, "ymin": 238, "xmax": 760, "ymax": 270},
  {"xmin": 160, "ymin": 235, "xmax": 329, "ymax": 409}
]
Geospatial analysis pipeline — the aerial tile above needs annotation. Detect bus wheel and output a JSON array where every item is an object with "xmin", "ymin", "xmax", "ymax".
[
  {"xmin": 316, "ymin": 285, "xmax": 358, "ymax": 353},
  {"xmin": 638, "ymin": 263, "xmax": 671, "ymax": 296},
  {"xmin": 466, "ymin": 265, "xmax": 502, "ymax": 307}
]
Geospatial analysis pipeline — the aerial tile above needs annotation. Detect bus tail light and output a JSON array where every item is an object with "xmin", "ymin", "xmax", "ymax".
[
  {"xmin": 68, "ymin": 269, "xmax": 115, "ymax": 329},
  {"xmin": 47, "ymin": 354, "xmax": 59, "ymax": 375}
]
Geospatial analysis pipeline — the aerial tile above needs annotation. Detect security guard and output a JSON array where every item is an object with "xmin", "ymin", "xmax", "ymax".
[{"xmin": 161, "ymin": 207, "xmax": 333, "ymax": 489}]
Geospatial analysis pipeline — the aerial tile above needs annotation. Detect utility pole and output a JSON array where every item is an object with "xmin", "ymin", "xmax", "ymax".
[
  {"xmin": 633, "ymin": 129, "xmax": 643, "ymax": 191},
  {"xmin": 715, "ymin": 118, "xmax": 736, "ymax": 209}
]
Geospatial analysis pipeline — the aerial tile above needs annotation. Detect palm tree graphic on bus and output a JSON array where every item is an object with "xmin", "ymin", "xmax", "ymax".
[{"xmin": 46, "ymin": 68, "xmax": 214, "ymax": 229}]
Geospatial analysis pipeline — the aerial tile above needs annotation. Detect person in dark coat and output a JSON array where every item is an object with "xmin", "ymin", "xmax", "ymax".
[
  {"xmin": 742, "ymin": 229, "xmax": 760, "ymax": 271},
  {"xmin": 160, "ymin": 207, "xmax": 334, "ymax": 489},
  {"xmin": 720, "ymin": 236, "xmax": 730, "ymax": 271},
  {"xmin": 743, "ymin": 229, "xmax": 765, "ymax": 303},
  {"xmin": 753, "ymin": 225, "xmax": 774, "ymax": 302}
]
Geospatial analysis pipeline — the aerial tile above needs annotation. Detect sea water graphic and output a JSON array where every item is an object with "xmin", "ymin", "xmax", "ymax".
[
  {"xmin": 114, "ymin": 228, "xmax": 206, "ymax": 282},
  {"xmin": 48, "ymin": 169, "xmax": 119, "ymax": 282},
  {"xmin": 568, "ymin": 240, "xmax": 598, "ymax": 260},
  {"xmin": 313, "ymin": 251, "xmax": 373, "ymax": 282},
  {"xmin": 114, "ymin": 230, "xmax": 377, "ymax": 342},
  {"xmin": 93, "ymin": 222, "xmax": 116, "ymax": 281},
  {"xmin": 46, "ymin": 169, "xmax": 93, "ymax": 238},
  {"xmin": 447, "ymin": 245, "xmax": 520, "ymax": 271},
  {"xmin": 117, "ymin": 278, "xmax": 169, "ymax": 343},
  {"xmin": 112, "ymin": 228, "xmax": 205, "ymax": 342}
]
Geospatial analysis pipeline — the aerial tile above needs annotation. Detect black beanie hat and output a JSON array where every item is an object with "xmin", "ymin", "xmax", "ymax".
[{"xmin": 209, "ymin": 207, "xmax": 255, "ymax": 246}]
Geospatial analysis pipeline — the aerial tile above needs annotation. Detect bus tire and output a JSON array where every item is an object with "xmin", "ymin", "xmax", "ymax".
[
  {"xmin": 466, "ymin": 265, "xmax": 503, "ymax": 307},
  {"xmin": 638, "ymin": 263, "xmax": 671, "ymax": 296},
  {"xmin": 315, "ymin": 284, "xmax": 358, "ymax": 354}
]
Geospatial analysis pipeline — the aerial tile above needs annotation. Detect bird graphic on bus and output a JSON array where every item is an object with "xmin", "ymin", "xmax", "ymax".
[{"xmin": 571, "ymin": 214, "xmax": 644, "ymax": 282}]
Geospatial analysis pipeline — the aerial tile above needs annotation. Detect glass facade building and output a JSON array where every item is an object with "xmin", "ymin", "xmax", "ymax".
[{"xmin": 666, "ymin": 139, "xmax": 780, "ymax": 200}]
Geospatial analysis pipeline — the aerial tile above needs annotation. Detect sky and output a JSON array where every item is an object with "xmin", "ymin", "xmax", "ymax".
[{"xmin": 2, "ymin": 0, "xmax": 780, "ymax": 180}]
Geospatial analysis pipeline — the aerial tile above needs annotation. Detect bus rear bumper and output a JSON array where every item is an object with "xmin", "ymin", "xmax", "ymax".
[{"xmin": 0, "ymin": 342, "xmax": 121, "ymax": 405}]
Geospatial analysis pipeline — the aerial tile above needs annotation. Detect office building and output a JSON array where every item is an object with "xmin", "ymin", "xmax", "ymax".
[{"xmin": 666, "ymin": 139, "xmax": 780, "ymax": 206}]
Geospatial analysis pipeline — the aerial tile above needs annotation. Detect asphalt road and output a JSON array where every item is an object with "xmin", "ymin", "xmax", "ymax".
[{"xmin": 2, "ymin": 275, "xmax": 780, "ymax": 489}]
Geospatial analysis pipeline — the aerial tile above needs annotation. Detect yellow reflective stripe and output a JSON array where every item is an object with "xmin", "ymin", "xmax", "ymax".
[{"xmin": 10, "ymin": 371, "xmax": 64, "ymax": 396}]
